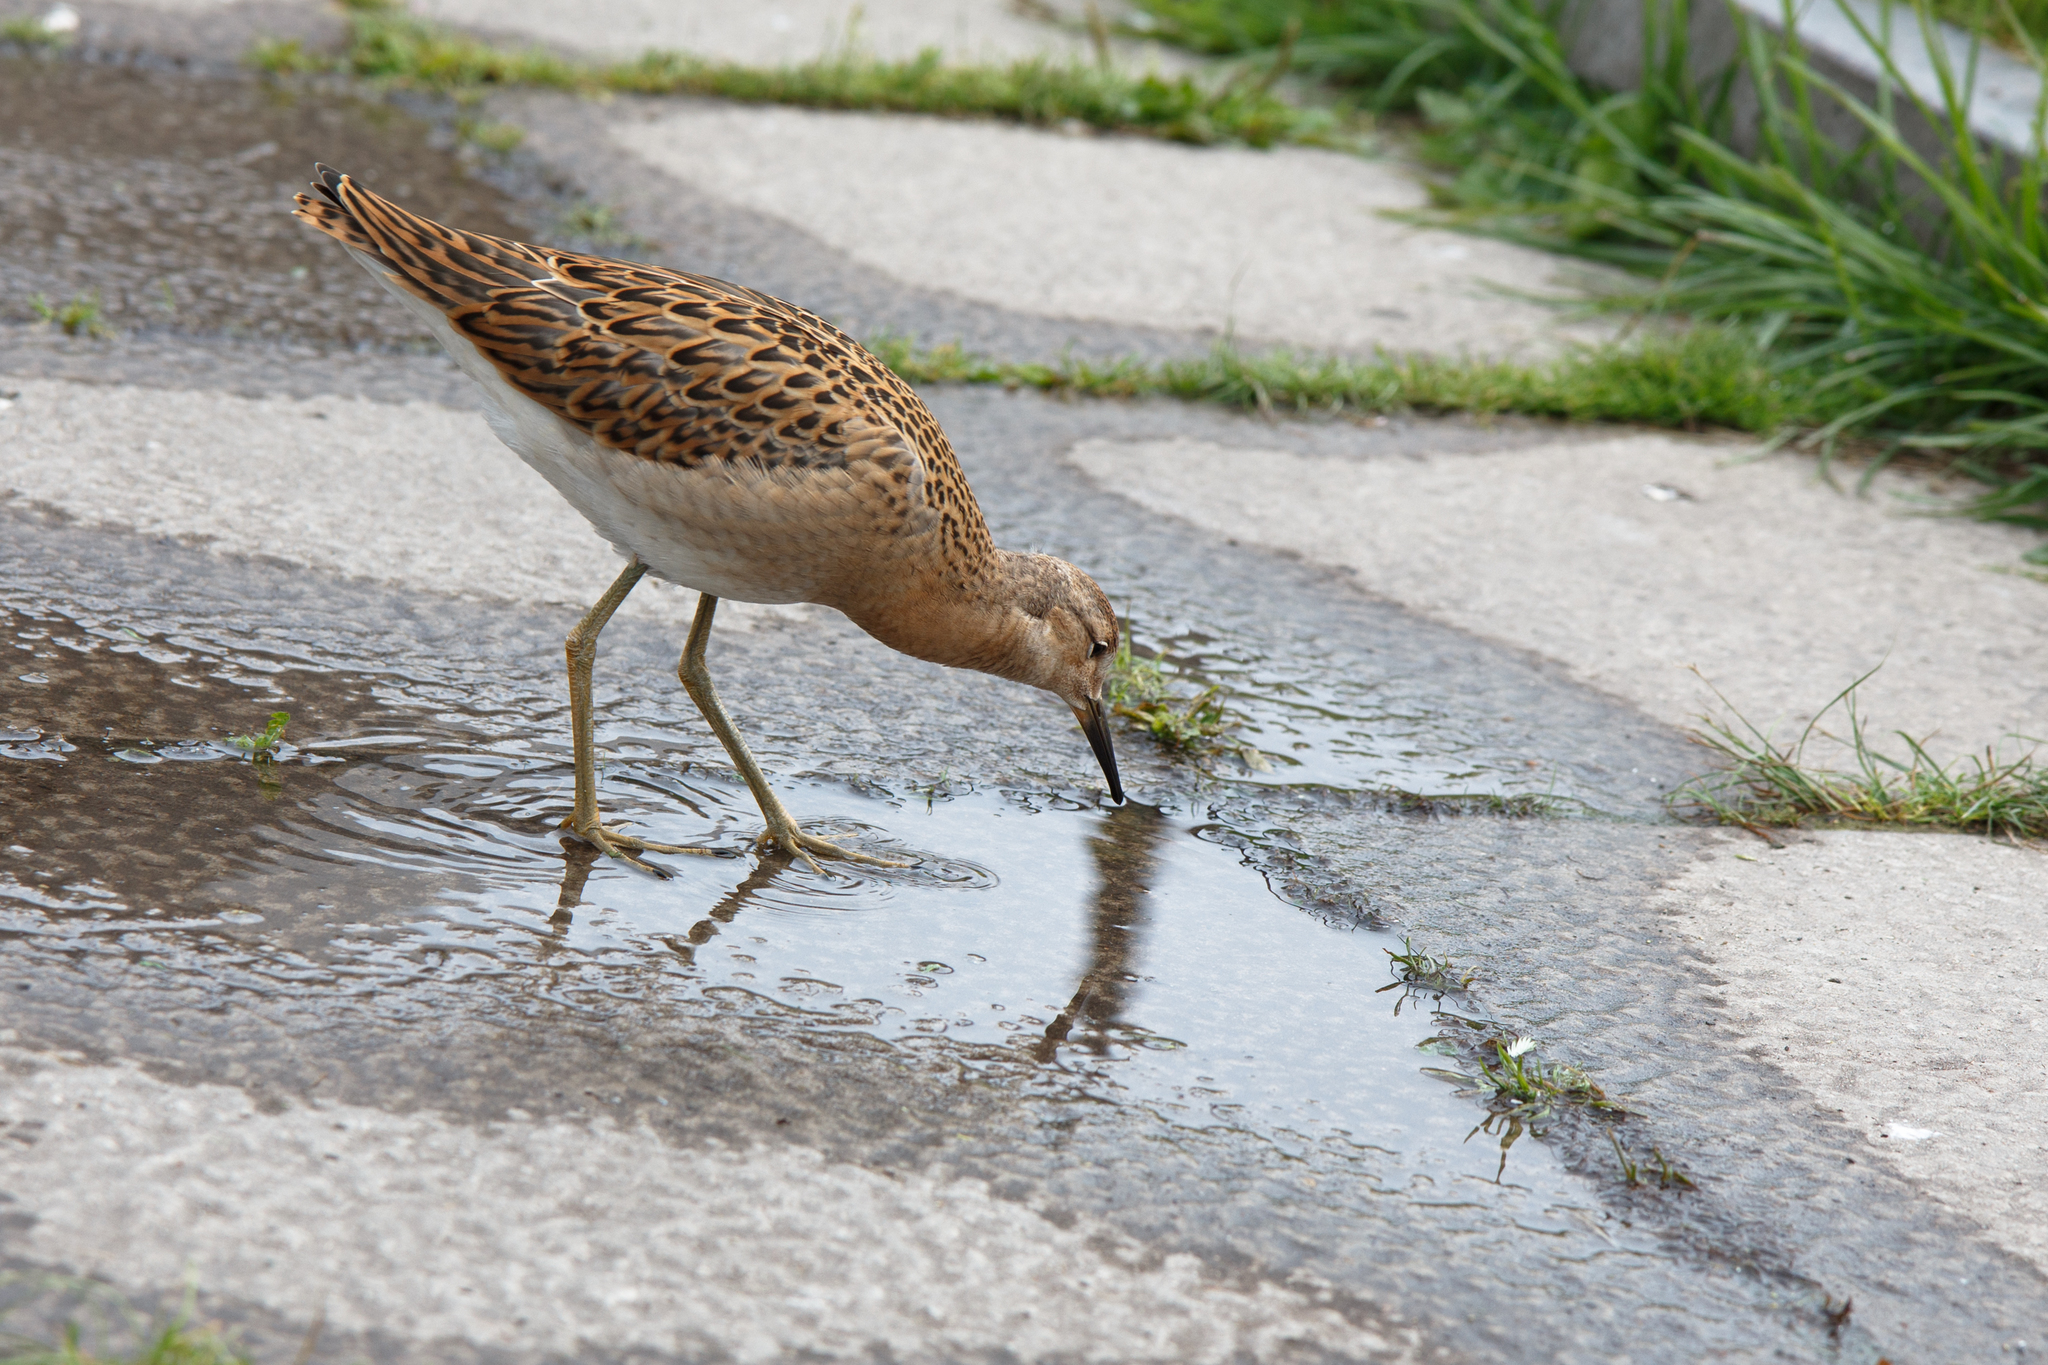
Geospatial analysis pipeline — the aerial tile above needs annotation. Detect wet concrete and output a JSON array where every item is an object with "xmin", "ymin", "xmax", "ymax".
[
  {"xmin": 2, "ymin": 38, "xmax": 2044, "ymax": 1365},
  {"xmin": 0, "ymin": 507, "xmax": 1852, "ymax": 1362},
  {"xmin": 9, "ymin": 374, "xmax": 2036, "ymax": 1356},
  {"xmin": 0, "ymin": 56, "xmax": 524, "ymax": 346}
]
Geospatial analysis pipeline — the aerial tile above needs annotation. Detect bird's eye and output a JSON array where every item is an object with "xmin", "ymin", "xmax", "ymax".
[{"xmin": 1088, "ymin": 641, "xmax": 1109, "ymax": 658}]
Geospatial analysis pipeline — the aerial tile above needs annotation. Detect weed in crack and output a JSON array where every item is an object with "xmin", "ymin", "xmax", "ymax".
[
  {"xmin": 1610, "ymin": 1129, "xmax": 1696, "ymax": 1189},
  {"xmin": 1104, "ymin": 630, "xmax": 1272, "ymax": 771},
  {"xmin": 1671, "ymin": 666, "xmax": 2048, "ymax": 840},
  {"xmin": 29, "ymin": 291, "xmax": 111, "ymax": 339},
  {"xmin": 247, "ymin": 0, "xmax": 1342, "ymax": 149},
  {"xmin": 1377, "ymin": 936, "xmax": 1475, "ymax": 995},
  {"xmin": 1422, "ymin": 1020, "xmax": 1625, "ymax": 1178}
]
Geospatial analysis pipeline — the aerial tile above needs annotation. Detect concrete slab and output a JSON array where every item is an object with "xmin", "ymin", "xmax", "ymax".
[
  {"xmin": 70, "ymin": 0, "xmax": 1196, "ymax": 71},
  {"xmin": 1066, "ymin": 431, "xmax": 2048, "ymax": 763},
  {"xmin": 7, "ymin": 358, "xmax": 2045, "ymax": 1358},
  {"xmin": 409, "ymin": 0, "xmax": 1189, "ymax": 68},
  {"xmin": 609, "ymin": 105, "xmax": 1607, "ymax": 360},
  {"xmin": 0, "ymin": 1047, "xmax": 1399, "ymax": 1363},
  {"xmin": 0, "ymin": 376, "xmax": 795, "ymax": 632},
  {"xmin": 1654, "ymin": 831, "xmax": 2048, "ymax": 1276}
]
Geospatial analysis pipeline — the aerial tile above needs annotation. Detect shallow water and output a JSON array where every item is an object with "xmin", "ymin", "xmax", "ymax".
[
  {"xmin": 1124, "ymin": 622, "xmax": 1547, "ymax": 798},
  {"xmin": 0, "ymin": 576, "xmax": 1605, "ymax": 1238},
  {"xmin": 230, "ymin": 762, "xmax": 1529, "ymax": 1165}
]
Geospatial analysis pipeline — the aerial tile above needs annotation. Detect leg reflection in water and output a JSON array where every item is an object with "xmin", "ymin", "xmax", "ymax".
[
  {"xmin": 552, "ymin": 838, "xmax": 603, "ymax": 933},
  {"xmin": 1036, "ymin": 802, "xmax": 1165, "ymax": 1062},
  {"xmin": 551, "ymin": 835, "xmax": 775, "ymax": 967}
]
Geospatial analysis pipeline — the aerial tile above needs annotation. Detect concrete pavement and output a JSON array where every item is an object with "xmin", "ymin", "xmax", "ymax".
[
  {"xmin": 606, "ymin": 103, "xmax": 1608, "ymax": 359},
  {"xmin": 1069, "ymin": 431, "xmax": 2047, "ymax": 761},
  {"xmin": 2, "ymin": 2, "xmax": 2046, "ymax": 1360}
]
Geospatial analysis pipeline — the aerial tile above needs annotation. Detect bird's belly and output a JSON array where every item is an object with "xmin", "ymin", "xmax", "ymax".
[
  {"xmin": 489, "ymin": 387, "xmax": 817, "ymax": 605},
  {"xmin": 360, "ymin": 255, "xmax": 820, "ymax": 604}
]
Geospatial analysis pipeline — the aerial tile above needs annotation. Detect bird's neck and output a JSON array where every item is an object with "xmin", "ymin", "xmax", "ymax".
[{"xmin": 838, "ymin": 548, "xmax": 1043, "ymax": 683}]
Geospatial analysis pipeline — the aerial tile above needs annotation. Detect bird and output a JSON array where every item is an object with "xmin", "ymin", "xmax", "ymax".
[{"xmin": 291, "ymin": 165, "xmax": 1123, "ymax": 874}]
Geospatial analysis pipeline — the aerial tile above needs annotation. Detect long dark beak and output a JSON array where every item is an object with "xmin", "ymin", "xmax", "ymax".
[{"xmin": 1075, "ymin": 696, "xmax": 1124, "ymax": 804}]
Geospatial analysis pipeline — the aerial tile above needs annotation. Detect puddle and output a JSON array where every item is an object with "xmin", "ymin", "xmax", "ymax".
[
  {"xmin": 0, "ymin": 57, "xmax": 526, "ymax": 346},
  {"xmin": 235, "ymin": 762, "xmax": 1514, "ymax": 1153},
  {"xmin": 1, "ymin": 594, "xmax": 1600, "ymax": 1217},
  {"xmin": 4, "ymin": 736, "xmax": 1600, "ymax": 1208},
  {"xmin": 1119, "ymin": 623, "xmax": 1568, "ymax": 800}
]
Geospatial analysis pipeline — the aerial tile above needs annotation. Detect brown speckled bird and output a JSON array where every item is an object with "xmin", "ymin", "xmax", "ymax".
[{"xmin": 293, "ymin": 165, "xmax": 1122, "ymax": 873}]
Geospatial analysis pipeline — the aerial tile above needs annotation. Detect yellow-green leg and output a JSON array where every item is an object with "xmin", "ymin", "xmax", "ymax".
[
  {"xmin": 678, "ymin": 593, "xmax": 907, "ymax": 874},
  {"xmin": 563, "ymin": 561, "xmax": 719, "ymax": 873}
]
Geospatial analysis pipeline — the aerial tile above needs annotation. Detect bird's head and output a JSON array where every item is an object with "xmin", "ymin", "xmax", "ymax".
[{"xmin": 995, "ymin": 552, "xmax": 1124, "ymax": 804}]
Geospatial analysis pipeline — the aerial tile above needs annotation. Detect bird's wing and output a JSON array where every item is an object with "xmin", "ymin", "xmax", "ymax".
[{"xmin": 292, "ymin": 166, "xmax": 990, "ymax": 565}]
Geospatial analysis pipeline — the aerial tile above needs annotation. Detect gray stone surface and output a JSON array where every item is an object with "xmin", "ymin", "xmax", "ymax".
[
  {"xmin": 1, "ymin": 5, "xmax": 2045, "ymax": 1361},
  {"xmin": 605, "ymin": 103, "xmax": 1610, "ymax": 360},
  {"xmin": 1066, "ymin": 431, "xmax": 2048, "ymax": 763},
  {"xmin": 1655, "ymin": 830, "xmax": 2048, "ymax": 1271}
]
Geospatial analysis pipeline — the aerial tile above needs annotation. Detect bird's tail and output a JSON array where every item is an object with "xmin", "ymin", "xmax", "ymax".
[{"xmin": 290, "ymin": 163, "xmax": 543, "ymax": 312}]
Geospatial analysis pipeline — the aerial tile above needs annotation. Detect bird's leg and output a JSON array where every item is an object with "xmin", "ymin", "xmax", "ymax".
[
  {"xmin": 564, "ymin": 560, "xmax": 719, "ymax": 873},
  {"xmin": 678, "ymin": 593, "xmax": 907, "ymax": 873}
]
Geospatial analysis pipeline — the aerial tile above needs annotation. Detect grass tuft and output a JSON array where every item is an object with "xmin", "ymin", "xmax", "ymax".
[
  {"xmin": 1421, "ymin": 1020, "xmax": 1624, "ymax": 1178},
  {"xmin": 1414, "ymin": 0, "xmax": 2048, "ymax": 530},
  {"xmin": 1132, "ymin": 0, "xmax": 1508, "ymax": 111},
  {"xmin": 245, "ymin": 0, "xmax": 1341, "ymax": 148},
  {"xmin": 869, "ymin": 328, "xmax": 1797, "ymax": 433},
  {"xmin": 1378, "ymin": 937, "xmax": 1476, "ymax": 994},
  {"xmin": 1671, "ymin": 668, "xmax": 2048, "ymax": 839},
  {"xmin": 1104, "ymin": 631, "xmax": 1271, "ymax": 768},
  {"xmin": 28, "ymin": 291, "xmax": 111, "ymax": 338}
]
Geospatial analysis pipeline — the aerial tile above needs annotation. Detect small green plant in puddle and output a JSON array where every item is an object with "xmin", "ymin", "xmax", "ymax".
[
  {"xmin": 29, "ymin": 291, "xmax": 112, "ymax": 339},
  {"xmin": 1106, "ymin": 637, "xmax": 1228, "ymax": 751},
  {"xmin": 1377, "ymin": 937, "xmax": 1475, "ymax": 994},
  {"xmin": 1609, "ymin": 1130, "xmax": 1695, "ymax": 1189},
  {"xmin": 225, "ymin": 711, "xmax": 290, "ymax": 759},
  {"xmin": 1422, "ymin": 1022, "xmax": 1622, "ymax": 1178},
  {"xmin": 1672, "ymin": 668, "xmax": 2048, "ymax": 840},
  {"xmin": 1104, "ymin": 633, "xmax": 1271, "ymax": 770}
]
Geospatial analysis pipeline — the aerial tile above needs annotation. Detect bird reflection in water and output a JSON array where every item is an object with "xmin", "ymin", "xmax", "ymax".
[
  {"xmin": 545, "ymin": 802, "xmax": 1169, "ymax": 1057},
  {"xmin": 1034, "ymin": 801, "xmax": 1164, "ymax": 1062},
  {"xmin": 553, "ymin": 832, "xmax": 776, "ymax": 968}
]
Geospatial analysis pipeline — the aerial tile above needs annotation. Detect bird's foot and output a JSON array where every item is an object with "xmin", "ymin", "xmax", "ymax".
[
  {"xmin": 564, "ymin": 814, "xmax": 723, "ymax": 877},
  {"xmin": 754, "ymin": 818, "xmax": 911, "ymax": 874}
]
